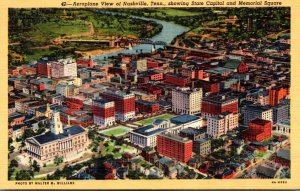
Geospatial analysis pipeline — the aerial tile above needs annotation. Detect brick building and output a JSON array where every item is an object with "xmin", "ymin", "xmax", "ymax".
[
  {"xmin": 66, "ymin": 97, "xmax": 83, "ymax": 110},
  {"xmin": 92, "ymin": 98, "xmax": 115, "ymax": 127},
  {"xmin": 165, "ymin": 73, "xmax": 191, "ymax": 87},
  {"xmin": 243, "ymin": 118, "xmax": 272, "ymax": 142},
  {"xmin": 197, "ymin": 80, "xmax": 220, "ymax": 94},
  {"xmin": 136, "ymin": 100, "xmax": 160, "ymax": 114},
  {"xmin": 268, "ymin": 86, "xmax": 290, "ymax": 106},
  {"xmin": 223, "ymin": 59, "xmax": 248, "ymax": 73},
  {"xmin": 37, "ymin": 61, "xmax": 52, "ymax": 78},
  {"xmin": 101, "ymin": 89, "xmax": 135, "ymax": 122},
  {"xmin": 76, "ymin": 58, "xmax": 94, "ymax": 68},
  {"xmin": 157, "ymin": 133, "xmax": 193, "ymax": 163},
  {"xmin": 180, "ymin": 67, "xmax": 203, "ymax": 80},
  {"xmin": 202, "ymin": 94, "xmax": 238, "ymax": 118}
]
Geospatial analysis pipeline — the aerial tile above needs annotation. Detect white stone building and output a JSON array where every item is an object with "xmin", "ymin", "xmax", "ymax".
[
  {"xmin": 172, "ymin": 87, "xmax": 202, "ymax": 115},
  {"xmin": 207, "ymin": 112, "xmax": 238, "ymax": 138}
]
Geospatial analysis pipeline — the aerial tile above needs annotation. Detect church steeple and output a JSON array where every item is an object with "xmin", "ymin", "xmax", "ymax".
[{"xmin": 50, "ymin": 111, "xmax": 63, "ymax": 135}]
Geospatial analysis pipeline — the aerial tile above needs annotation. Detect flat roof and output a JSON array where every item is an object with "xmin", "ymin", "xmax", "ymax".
[
  {"xmin": 171, "ymin": 115, "xmax": 200, "ymax": 125},
  {"xmin": 205, "ymin": 67, "xmax": 233, "ymax": 74},
  {"xmin": 159, "ymin": 133, "xmax": 192, "ymax": 143},
  {"xmin": 132, "ymin": 125, "xmax": 166, "ymax": 137},
  {"xmin": 180, "ymin": 127, "xmax": 205, "ymax": 136},
  {"xmin": 93, "ymin": 98, "xmax": 112, "ymax": 104},
  {"xmin": 203, "ymin": 94, "xmax": 238, "ymax": 104}
]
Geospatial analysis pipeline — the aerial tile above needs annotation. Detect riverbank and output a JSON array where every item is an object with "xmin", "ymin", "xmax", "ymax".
[
  {"xmin": 75, "ymin": 47, "xmax": 125, "ymax": 57},
  {"xmin": 93, "ymin": 12, "xmax": 189, "ymax": 60}
]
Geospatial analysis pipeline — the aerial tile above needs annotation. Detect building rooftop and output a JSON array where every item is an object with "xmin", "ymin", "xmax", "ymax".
[
  {"xmin": 202, "ymin": 94, "xmax": 238, "ymax": 104},
  {"xmin": 93, "ymin": 98, "xmax": 113, "ymax": 104},
  {"xmin": 194, "ymin": 138, "xmax": 210, "ymax": 144},
  {"xmin": 246, "ymin": 89, "xmax": 268, "ymax": 97},
  {"xmin": 171, "ymin": 115, "xmax": 200, "ymax": 125},
  {"xmin": 256, "ymin": 165, "xmax": 278, "ymax": 178},
  {"xmin": 136, "ymin": 99, "xmax": 157, "ymax": 106},
  {"xmin": 28, "ymin": 125, "xmax": 85, "ymax": 145},
  {"xmin": 132, "ymin": 125, "xmax": 166, "ymax": 137},
  {"xmin": 277, "ymin": 148, "xmax": 290, "ymax": 161},
  {"xmin": 246, "ymin": 104, "xmax": 272, "ymax": 112},
  {"xmin": 173, "ymin": 87, "xmax": 202, "ymax": 94},
  {"xmin": 166, "ymin": 72, "xmax": 189, "ymax": 79},
  {"xmin": 250, "ymin": 118, "xmax": 271, "ymax": 125},
  {"xmin": 102, "ymin": 88, "xmax": 134, "ymax": 98},
  {"xmin": 223, "ymin": 59, "xmax": 242, "ymax": 69},
  {"xmin": 159, "ymin": 157, "xmax": 174, "ymax": 166},
  {"xmin": 205, "ymin": 67, "xmax": 233, "ymax": 74},
  {"xmin": 180, "ymin": 127, "xmax": 205, "ymax": 136},
  {"xmin": 159, "ymin": 133, "xmax": 192, "ymax": 143}
]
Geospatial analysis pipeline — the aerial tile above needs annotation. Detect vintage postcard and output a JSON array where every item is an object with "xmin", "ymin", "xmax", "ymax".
[{"xmin": 0, "ymin": 0, "xmax": 300, "ymax": 190}]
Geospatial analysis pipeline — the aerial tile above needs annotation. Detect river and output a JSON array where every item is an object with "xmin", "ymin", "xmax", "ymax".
[{"xmin": 93, "ymin": 12, "xmax": 189, "ymax": 61}]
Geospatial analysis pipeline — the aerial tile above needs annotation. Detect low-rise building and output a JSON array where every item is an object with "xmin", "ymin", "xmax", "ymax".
[
  {"xmin": 169, "ymin": 115, "xmax": 204, "ymax": 134},
  {"xmin": 193, "ymin": 138, "xmax": 211, "ymax": 156},
  {"xmin": 129, "ymin": 119, "xmax": 169, "ymax": 148},
  {"xmin": 165, "ymin": 73, "xmax": 191, "ymax": 87},
  {"xmin": 179, "ymin": 127, "xmax": 206, "ymax": 140},
  {"xmin": 136, "ymin": 100, "xmax": 160, "ymax": 114},
  {"xmin": 243, "ymin": 118, "xmax": 272, "ymax": 142},
  {"xmin": 275, "ymin": 148, "xmax": 290, "ymax": 167}
]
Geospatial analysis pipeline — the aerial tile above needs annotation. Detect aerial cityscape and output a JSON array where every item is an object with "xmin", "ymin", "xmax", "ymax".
[{"xmin": 8, "ymin": 8, "xmax": 290, "ymax": 180}]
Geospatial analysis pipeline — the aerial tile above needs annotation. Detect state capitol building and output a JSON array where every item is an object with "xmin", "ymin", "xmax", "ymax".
[{"xmin": 25, "ymin": 111, "xmax": 89, "ymax": 163}]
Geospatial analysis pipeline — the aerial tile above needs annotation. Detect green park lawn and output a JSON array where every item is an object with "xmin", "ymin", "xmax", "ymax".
[
  {"xmin": 24, "ymin": 49, "xmax": 54, "ymax": 62},
  {"xmin": 101, "ymin": 142, "xmax": 129, "ymax": 159},
  {"xmin": 135, "ymin": 113, "xmax": 175, "ymax": 126},
  {"xmin": 28, "ymin": 20, "xmax": 89, "ymax": 42},
  {"xmin": 102, "ymin": 128, "xmax": 128, "ymax": 137}
]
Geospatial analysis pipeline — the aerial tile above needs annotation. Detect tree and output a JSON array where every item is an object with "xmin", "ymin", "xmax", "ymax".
[
  {"xmin": 54, "ymin": 156, "xmax": 64, "ymax": 166},
  {"xmin": 62, "ymin": 165, "xmax": 73, "ymax": 179},
  {"xmin": 8, "ymin": 138, "xmax": 13, "ymax": 146},
  {"xmin": 32, "ymin": 160, "xmax": 40, "ymax": 172},
  {"xmin": 15, "ymin": 170, "xmax": 32, "ymax": 180},
  {"xmin": 36, "ymin": 126, "xmax": 46, "ymax": 135},
  {"xmin": 127, "ymin": 170, "xmax": 141, "ymax": 179},
  {"xmin": 8, "ymin": 167, "xmax": 15, "ymax": 180},
  {"xmin": 52, "ymin": 169, "xmax": 62, "ymax": 180},
  {"xmin": 22, "ymin": 129, "xmax": 35, "ymax": 141},
  {"xmin": 9, "ymin": 145, "xmax": 15, "ymax": 153},
  {"xmin": 88, "ymin": 128, "xmax": 96, "ymax": 140},
  {"xmin": 9, "ymin": 159, "xmax": 19, "ymax": 168},
  {"xmin": 38, "ymin": 121, "xmax": 44, "ymax": 128}
]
